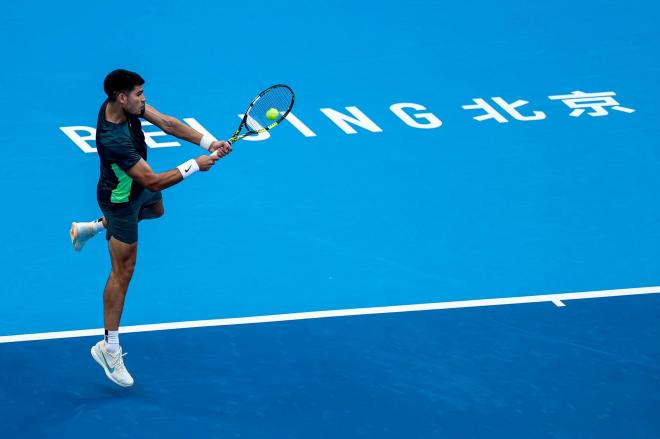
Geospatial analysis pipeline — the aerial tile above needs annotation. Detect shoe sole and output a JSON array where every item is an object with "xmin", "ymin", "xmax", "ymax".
[
  {"xmin": 70, "ymin": 223, "xmax": 82, "ymax": 252},
  {"xmin": 91, "ymin": 345, "xmax": 133, "ymax": 388}
]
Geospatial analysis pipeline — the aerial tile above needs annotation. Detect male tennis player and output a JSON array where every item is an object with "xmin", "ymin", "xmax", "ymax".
[{"xmin": 69, "ymin": 69, "xmax": 232, "ymax": 387}]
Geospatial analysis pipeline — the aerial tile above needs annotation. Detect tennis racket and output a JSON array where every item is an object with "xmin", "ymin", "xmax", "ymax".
[{"xmin": 210, "ymin": 84, "xmax": 295, "ymax": 157}]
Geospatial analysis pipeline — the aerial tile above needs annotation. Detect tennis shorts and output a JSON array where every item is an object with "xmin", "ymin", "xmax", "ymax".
[{"xmin": 98, "ymin": 189, "xmax": 162, "ymax": 244}]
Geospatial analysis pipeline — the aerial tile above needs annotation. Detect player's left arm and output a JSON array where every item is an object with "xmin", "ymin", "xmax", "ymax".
[{"xmin": 141, "ymin": 104, "xmax": 231, "ymax": 155}]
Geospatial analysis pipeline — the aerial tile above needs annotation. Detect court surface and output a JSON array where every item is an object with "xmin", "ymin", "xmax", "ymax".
[{"xmin": 1, "ymin": 1, "xmax": 659, "ymax": 437}]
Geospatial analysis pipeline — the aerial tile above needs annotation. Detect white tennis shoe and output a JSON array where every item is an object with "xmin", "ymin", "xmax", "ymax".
[
  {"xmin": 70, "ymin": 221, "xmax": 97, "ymax": 251},
  {"xmin": 91, "ymin": 340, "xmax": 134, "ymax": 388}
]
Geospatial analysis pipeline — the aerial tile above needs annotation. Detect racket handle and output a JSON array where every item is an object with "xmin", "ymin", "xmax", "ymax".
[{"xmin": 209, "ymin": 139, "xmax": 232, "ymax": 158}]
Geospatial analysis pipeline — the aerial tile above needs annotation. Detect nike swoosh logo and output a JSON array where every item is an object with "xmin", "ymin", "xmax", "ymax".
[
  {"xmin": 185, "ymin": 165, "xmax": 192, "ymax": 173},
  {"xmin": 99, "ymin": 348, "xmax": 115, "ymax": 373}
]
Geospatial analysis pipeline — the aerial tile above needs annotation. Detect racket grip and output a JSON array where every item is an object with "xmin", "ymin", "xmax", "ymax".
[{"xmin": 209, "ymin": 139, "xmax": 232, "ymax": 158}]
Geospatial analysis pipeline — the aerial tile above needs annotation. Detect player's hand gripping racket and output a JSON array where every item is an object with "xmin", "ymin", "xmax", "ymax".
[{"xmin": 210, "ymin": 84, "xmax": 295, "ymax": 157}]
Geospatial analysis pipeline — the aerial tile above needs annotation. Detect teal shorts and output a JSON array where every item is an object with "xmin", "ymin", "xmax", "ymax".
[{"xmin": 98, "ymin": 189, "xmax": 162, "ymax": 244}]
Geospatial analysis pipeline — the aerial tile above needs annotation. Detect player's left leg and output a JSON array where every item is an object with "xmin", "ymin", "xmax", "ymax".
[
  {"xmin": 138, "ymin": 198, "xmax": 164, "ymax": 221},
  {"xmin": 71, "ymin": 190, "xmax": 162, "ymax": 251},
  {"xmin": 70, "ymin": 217, "xmax": 106, "ymax": 251}
]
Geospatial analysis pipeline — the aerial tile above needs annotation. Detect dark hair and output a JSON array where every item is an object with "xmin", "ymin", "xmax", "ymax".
[{"xmin": 104, "ymin": 69, "xmax": 145, "ymax": 101}]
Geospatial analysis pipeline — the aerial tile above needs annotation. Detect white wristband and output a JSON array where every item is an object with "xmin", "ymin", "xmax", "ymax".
[
  {"xmin": 199, "ymin": 134, "xmax": 215, "ymax": 151},
  {"xmin": 177, "ymin": 158, "xmax": 199, "ymax": 179}
]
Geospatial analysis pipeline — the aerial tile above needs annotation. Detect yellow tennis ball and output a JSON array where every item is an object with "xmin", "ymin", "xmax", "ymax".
[{"xmin": 266, "ymin": 107, "xmax": 279, "ymax": 120}]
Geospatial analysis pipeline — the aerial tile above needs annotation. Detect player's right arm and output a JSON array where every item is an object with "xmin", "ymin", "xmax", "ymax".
[
  {"xmin": 126, "ymin": 156, "xmax": 218, "ymax": 192},
  {"xmin": 142, "ymin": 104, "xmax": 232, "ymax": 158}
]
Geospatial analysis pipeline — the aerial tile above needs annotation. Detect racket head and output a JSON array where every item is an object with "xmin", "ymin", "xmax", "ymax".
[{"xmin": 229, "ymin": 84, "xmax": 295, "ymax": 143}]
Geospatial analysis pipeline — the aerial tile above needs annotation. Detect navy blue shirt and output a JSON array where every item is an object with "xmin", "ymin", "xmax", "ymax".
[{"xmin": 96, "ymin": 101, "xmax": 147, "ymax": 204}]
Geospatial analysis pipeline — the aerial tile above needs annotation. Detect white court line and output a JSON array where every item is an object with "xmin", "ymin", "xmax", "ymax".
[{"xmin": 1, "ymin": 285, "xmax": 659, "ymax": 344}]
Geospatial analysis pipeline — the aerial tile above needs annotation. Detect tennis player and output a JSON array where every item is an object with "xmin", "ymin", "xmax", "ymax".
[{"xmin": 69, "ymin": 69, "xmax": 232, "ymax": 387}]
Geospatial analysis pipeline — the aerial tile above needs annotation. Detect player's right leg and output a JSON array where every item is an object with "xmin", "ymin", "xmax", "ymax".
[
  {"xmin": 103, "ymin": 236, "xmax": 137, "ymax": 335},
  {"xmin": 90, "ymin": 189, "xmax": 160, "ymax": 387},
  {"xmin": 92, "ymin": 236, "xmax": 137, "ymax": 387},
  {"xmin": 90, "ymin": 194, "xmax": 140, "ymax": 385}
]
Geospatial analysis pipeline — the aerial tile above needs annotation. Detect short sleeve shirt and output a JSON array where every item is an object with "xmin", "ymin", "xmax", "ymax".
[{"xmin": 96, "ymin": 100, "xmax": 148, "ymax": 205}]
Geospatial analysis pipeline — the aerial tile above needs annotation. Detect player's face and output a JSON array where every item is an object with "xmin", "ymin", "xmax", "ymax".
[{"xmin": 121, "ymin": 85, "xmax": 146, "ymax": 116}]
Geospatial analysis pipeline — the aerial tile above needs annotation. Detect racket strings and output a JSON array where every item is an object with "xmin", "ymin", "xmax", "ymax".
[{"xmin": 246, "ymin": 86, "xmax": 294, "ymax": 132}]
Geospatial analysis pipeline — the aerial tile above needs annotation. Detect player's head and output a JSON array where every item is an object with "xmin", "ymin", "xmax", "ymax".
[{"xmin": 104, "ymin": 69, "xmax": 146, "ymax": 115}]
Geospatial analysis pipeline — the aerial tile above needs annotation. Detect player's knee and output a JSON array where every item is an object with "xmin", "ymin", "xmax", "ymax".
[
  {"xmin": 153, "ymin": 204, "xmax": 164, "ymax": 218},
  {"xmin": 115, "ymin": 262, "xmax": 135, "ymax": 283},
  {"xmin": 142, "ymin": 203, "xmax": 164, "ymax": 220},
  {"xmin": 124, "ymin": 262, "xmax": 135, "ymax": 279}
]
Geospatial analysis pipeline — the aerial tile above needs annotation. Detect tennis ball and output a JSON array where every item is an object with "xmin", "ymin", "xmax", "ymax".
[{"xmin": 266, "ymin": 107, "xmax": 279, "ymax": 120}]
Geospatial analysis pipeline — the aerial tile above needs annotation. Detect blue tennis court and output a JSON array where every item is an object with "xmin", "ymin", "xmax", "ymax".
[{"xmin": 1, "ymin": 1, "xmax": 659, "ymax": 437}]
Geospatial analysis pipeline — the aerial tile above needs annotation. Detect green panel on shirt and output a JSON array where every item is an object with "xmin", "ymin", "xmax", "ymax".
[{"xmin": 110, "ymin": 163, "xmax": 133, "ymax": 203}]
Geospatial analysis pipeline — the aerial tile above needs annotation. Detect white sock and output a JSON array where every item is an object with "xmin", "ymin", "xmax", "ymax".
[
  {"xmin": 92, "ymin": 218, "xmax": 105, "ymax": 234},
  {"xmin": 105, "ymin": 330, "xmax": 120, "ymax": 353}
]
